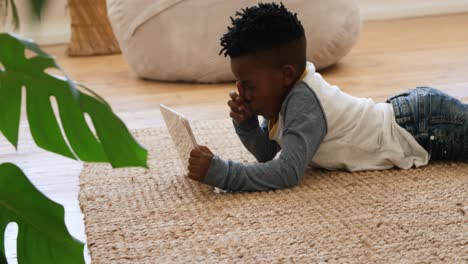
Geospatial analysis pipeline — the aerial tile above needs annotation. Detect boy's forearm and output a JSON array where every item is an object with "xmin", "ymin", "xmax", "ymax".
[
  {"xmin": 233, "ymin": 116, "xmax": 280, "ymax": 162},
  {"xmin": 203, "ymin": 155, "xmax": 301, "ymax": 192}
]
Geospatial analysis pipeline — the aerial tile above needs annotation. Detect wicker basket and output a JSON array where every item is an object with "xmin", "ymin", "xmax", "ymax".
[{"xmin": 67, "ymin": 0, "xmax": 120, "ymax": 56}]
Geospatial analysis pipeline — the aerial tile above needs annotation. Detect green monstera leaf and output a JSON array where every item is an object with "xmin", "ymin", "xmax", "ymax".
[
  {"xmin": 0, "ymin": 33, "xmax": 148, "ymax": 168},
  {"xmin": 0, "ymin": 163, "xmax": 84, "ymax": 263}
]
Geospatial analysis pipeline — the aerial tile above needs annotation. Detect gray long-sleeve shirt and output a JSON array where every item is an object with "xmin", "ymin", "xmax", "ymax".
[{"xmin": 202, "ymin": 82, "xmax": 327, "ymax": 192}]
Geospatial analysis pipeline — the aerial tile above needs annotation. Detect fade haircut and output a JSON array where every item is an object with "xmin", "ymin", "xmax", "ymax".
[{"xmin": 219, "ymin": 2, "xmax": 306, "ymax": 70}]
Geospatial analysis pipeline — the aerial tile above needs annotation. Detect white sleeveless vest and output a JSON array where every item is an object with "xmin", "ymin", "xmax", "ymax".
[{"xmin": 270, "ymin": 62, "xmax": 429, "ymax": 171}]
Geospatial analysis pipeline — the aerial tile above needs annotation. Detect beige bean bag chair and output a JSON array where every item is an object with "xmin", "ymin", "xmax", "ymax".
[{"xmin": 107, "ymin": 0, "xmax": 361, "ymax": 83}]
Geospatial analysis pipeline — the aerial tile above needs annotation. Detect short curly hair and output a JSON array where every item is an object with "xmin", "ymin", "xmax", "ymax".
[{"xmin": 219, "ymin": 2, "xmax": 305, "ymax": 58}]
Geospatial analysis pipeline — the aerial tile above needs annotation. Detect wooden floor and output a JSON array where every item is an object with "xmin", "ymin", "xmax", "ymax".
[{"xmin": 2, "ymin": 13, "xmax": 468, "ymax": 262}]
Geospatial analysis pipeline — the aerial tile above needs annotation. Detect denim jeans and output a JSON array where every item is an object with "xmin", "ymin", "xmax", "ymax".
[{"xmin": 387, "ymin": 87, "xmax": 468, "ymax": 161}]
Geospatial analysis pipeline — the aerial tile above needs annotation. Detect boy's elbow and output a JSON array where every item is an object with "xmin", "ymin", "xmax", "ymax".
[
  {"xmin": 274, "ymin": 177, "xmax": 299, "ymax": 190},
  {"xmin": 283, "ymin": 176, "xmax": 300, "ymax": 189},
  {"xmin": 279, "ymin": 162, "xmax": 303, "ymax": 189}
]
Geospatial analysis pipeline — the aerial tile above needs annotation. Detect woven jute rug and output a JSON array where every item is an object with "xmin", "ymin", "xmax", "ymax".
[{"xmin": 79, "ymin": 119, "xmax": 468, "ymax": 263}]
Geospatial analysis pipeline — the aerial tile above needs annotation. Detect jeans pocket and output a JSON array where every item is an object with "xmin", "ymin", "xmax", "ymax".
[
  {"xmin": 391, "ymin": 96, "xmax": 415, "ymax": 126},
  {"xmin": 386, "ymin": 90, "xmax": 412, "ymax": 103}
]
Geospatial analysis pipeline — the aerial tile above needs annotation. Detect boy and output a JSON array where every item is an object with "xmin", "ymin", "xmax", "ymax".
[{"xmin": 187, "ymin": 2, "xmax": 468, "ymax": 192}]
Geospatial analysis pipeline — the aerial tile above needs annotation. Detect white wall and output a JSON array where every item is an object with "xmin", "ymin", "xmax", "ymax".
[
  {"xmin": 2, "ymin": 0, "xmax": 468, "ymax": 45},
  {"xmin": 359, "ymin": 0, "xmax": 468, "ymax": 20}
]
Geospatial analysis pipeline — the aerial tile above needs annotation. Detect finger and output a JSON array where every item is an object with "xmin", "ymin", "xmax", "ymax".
[
  {"xmin": 236, "ymin": 81, "xmax": 245, "ymax": 99},
  {"xmin": 206, "ymin": 147, "xmax": 214, "ymax": 155},
  {"xmin": 190, "ymin": 149, "xmax": 201, "ymax": 158},
  {"xmin": 188, "ymin": 165, "xmax": 200, "ymax": 172},
  {"xmin": 189, "ymin": 157, "xmax": 199, "ymax": 164},
  {"xmin": 188, "ymin": 171, "xmax": 204, "ymax": 181},
  {"xmin": 230, "ymin": 110, "xmax": 244, "ymax": 121},
  {"xmin": 242, "ymin": 104, "xmax": 253, "ymax": 116},
  {"xmin": 235, "ymin": 96, "xmax": 252, "ymax": 115},
  {"xmin": 233, "ymin": 99, "xmax": 252, "ymax": 117},
  {"xmin": 229, "ymin": 90, "xmax": 239, "ymax": 100},
  {"xmin": 198, "ymin": 145, "xmax": 213, "ymax": 154},
  {"xmin": 187, "ymin": 172, "xmax": 198, "ymax": 181},
  {"xmin": 231, "ymin": 92, "xmax": 247, "ymax": 112},
  {"xmin": 198, "ymin": 145, "xmax": 208, "ymax": 151},
  {"xmin": 235, "ymin": 97, "xmax": 249, "ymax": 113},
  {"xmin": 227, "ymin": 100, "xmax": 241, "ymax": 112},
  {"xmin": 235, "ymin": 94, "xmax": 244, "ymax": 103},
  {"xmin": 231, "ymin": 94, "xmax": 249, "ymax": 111}
]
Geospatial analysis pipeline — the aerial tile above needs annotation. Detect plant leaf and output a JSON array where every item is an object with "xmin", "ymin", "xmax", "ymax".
[
  {"xmin": 0, "ymin": 162, "xmax": 85, "ymax": 264},
  {"xmin": 0, "ymin": 33, "xmax": 148, "ymax": 168}
]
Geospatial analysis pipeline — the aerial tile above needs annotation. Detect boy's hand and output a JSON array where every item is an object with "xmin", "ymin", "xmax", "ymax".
[
  {"xmin": 188, "ymin": 145, "xmax": 214, "ymax": 182},
  {"xmin": 228, "ymin": 81, "xmax": 254, "ymax": 123}
]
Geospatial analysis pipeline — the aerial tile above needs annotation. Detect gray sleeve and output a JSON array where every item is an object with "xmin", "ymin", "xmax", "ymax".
[
  {"xmin": 233, "ymin": 116, "xmax": 281, "ymax": 162},
  {"xmin": 203, "ymin": 85, "xmax": 327, "ymax": 192}
]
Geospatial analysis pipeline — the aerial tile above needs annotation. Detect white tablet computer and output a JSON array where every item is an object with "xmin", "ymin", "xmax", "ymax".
[{"xmin": 160, "ymin": 104, "xmax": 198, "ymax": 173}]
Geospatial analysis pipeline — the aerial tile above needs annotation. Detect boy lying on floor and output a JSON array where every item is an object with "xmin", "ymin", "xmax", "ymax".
[{"xmin": 187, "ymin": 2, "xmax": 468, "ymax": 192}]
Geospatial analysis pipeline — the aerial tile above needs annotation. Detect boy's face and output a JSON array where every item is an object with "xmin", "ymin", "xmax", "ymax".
[{"xmin": 230, "ymin": 55, "xmax": 287, "ymax": 120}]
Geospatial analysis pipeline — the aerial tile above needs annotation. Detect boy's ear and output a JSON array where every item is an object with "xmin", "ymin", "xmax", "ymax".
[{"xmin": 281, "ymin": 64, "xmax": 298, "ymax": 88}]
